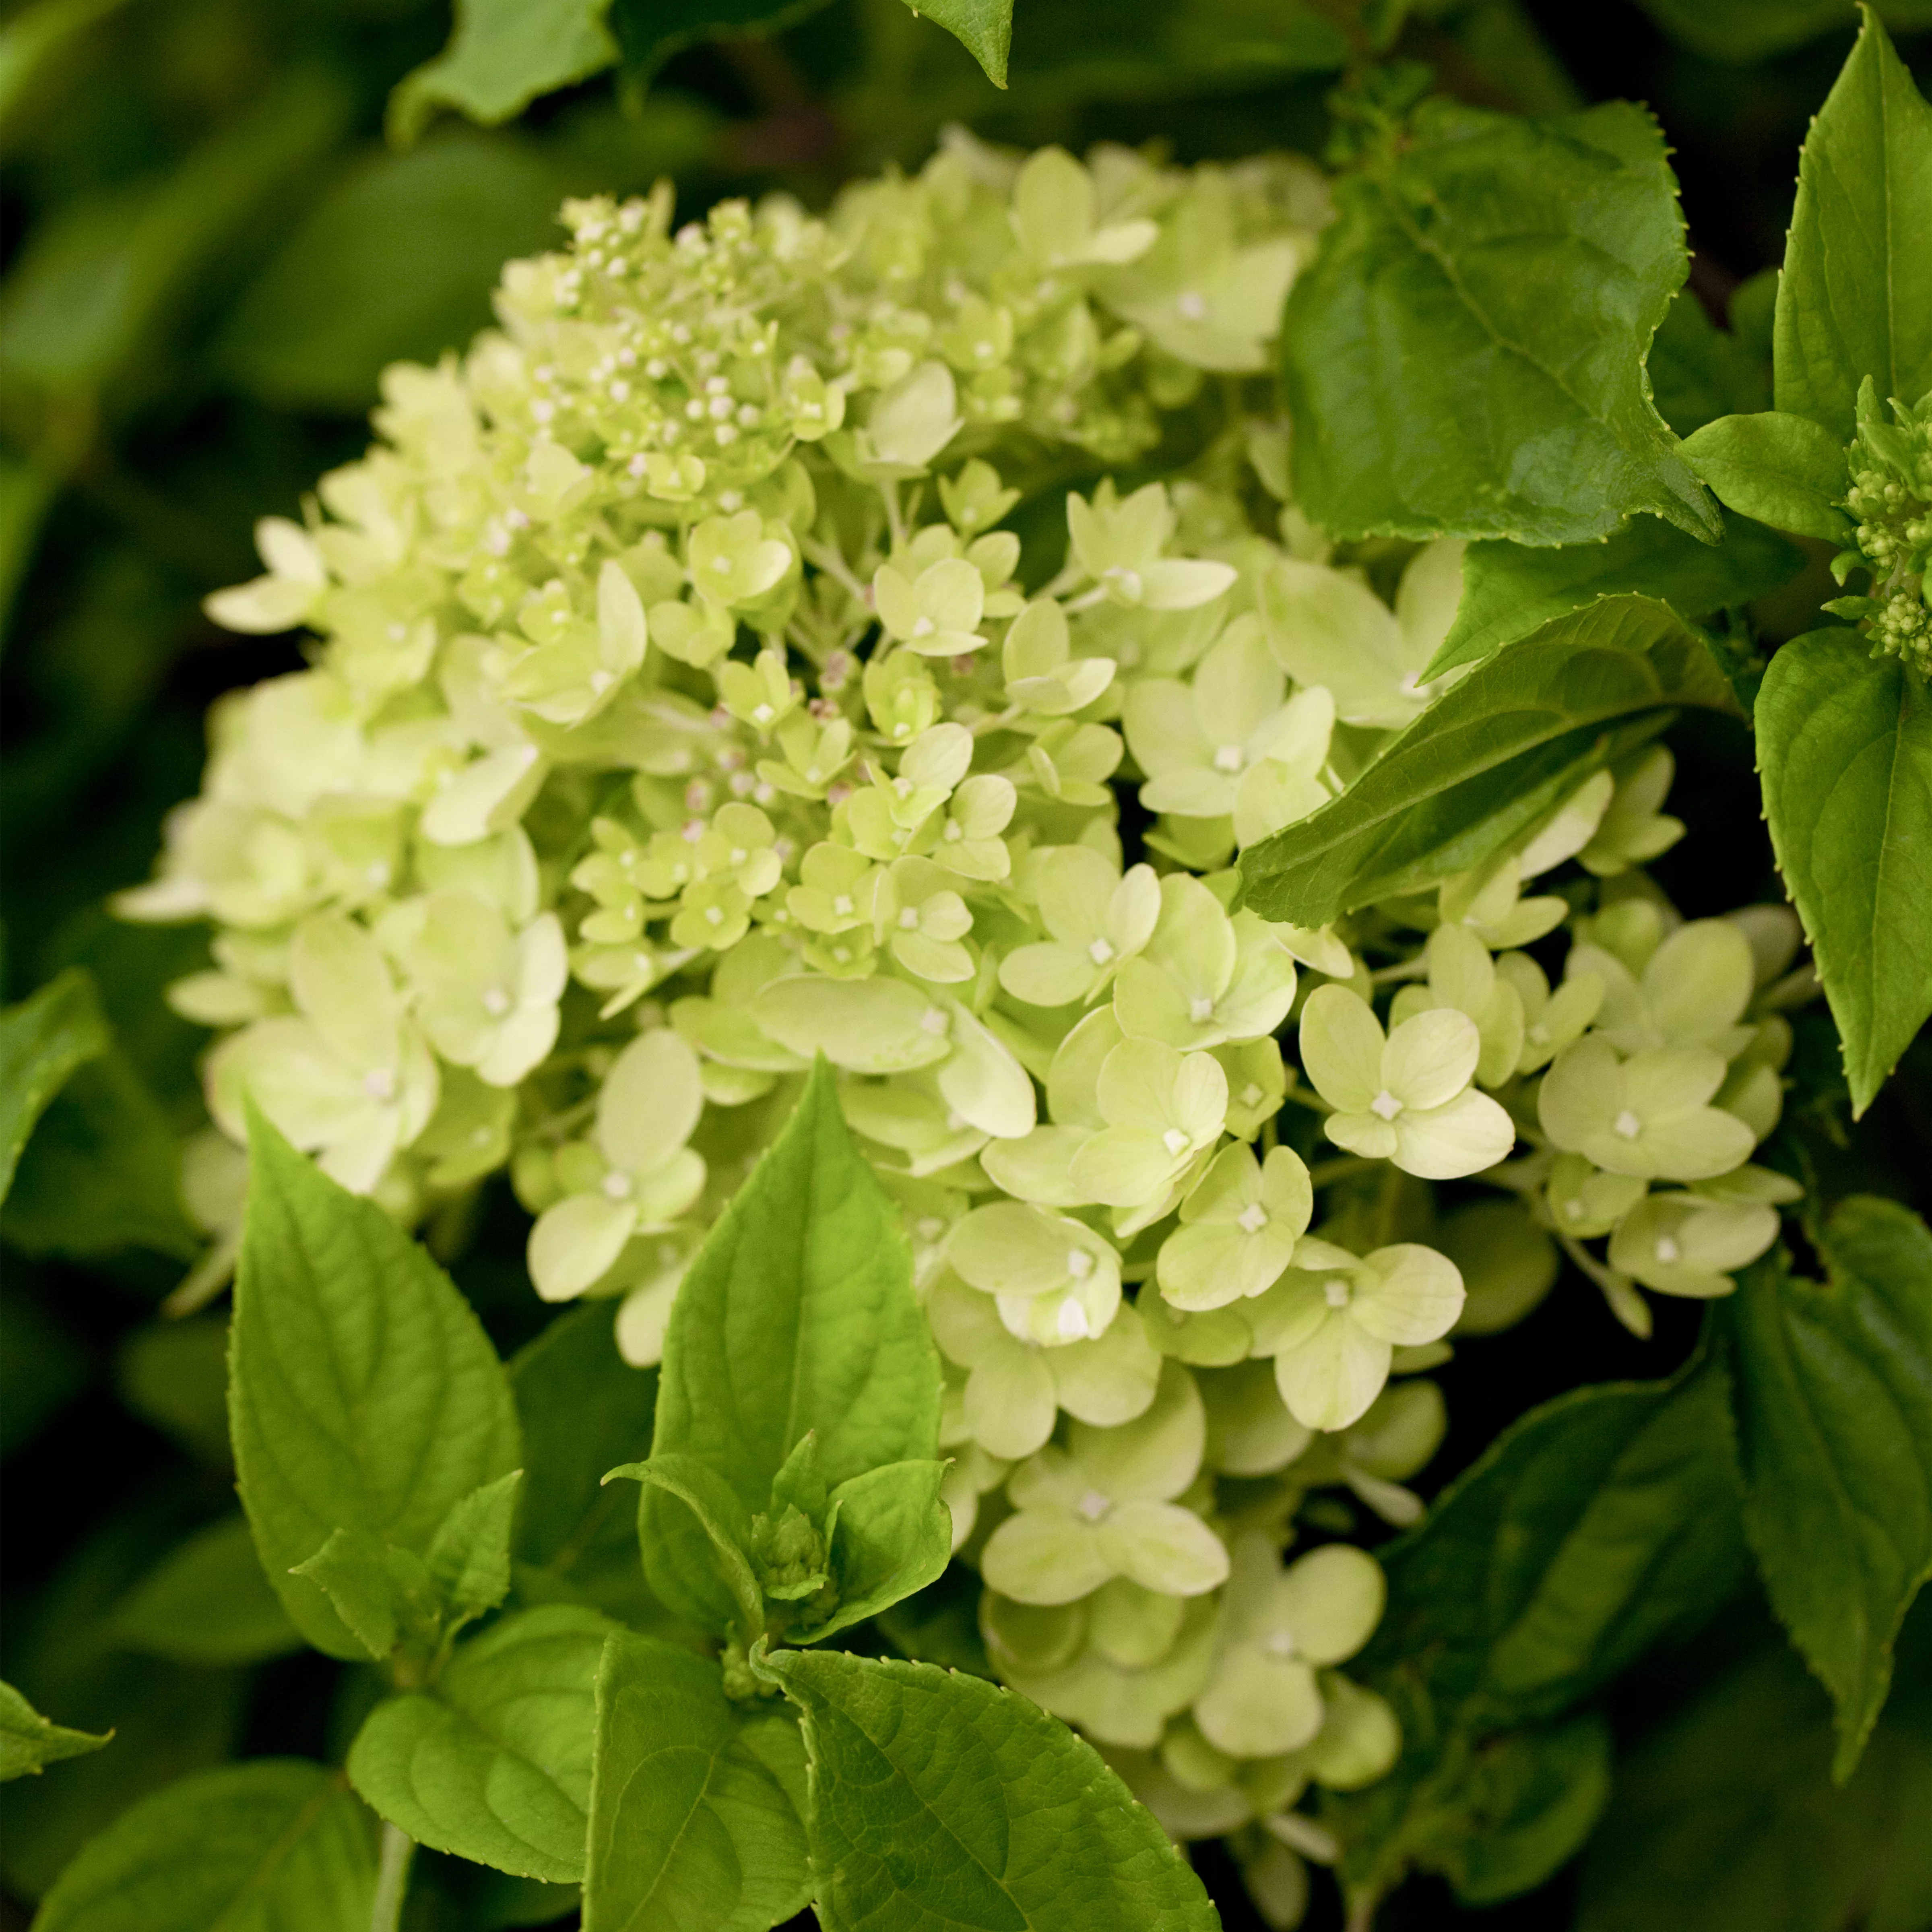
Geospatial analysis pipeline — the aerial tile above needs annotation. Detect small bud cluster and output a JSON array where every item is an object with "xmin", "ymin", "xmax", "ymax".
[
  {"xmin": 1828, "ymin": 383, "xmax": 1932, "ymax": 675},
  {"xmin": 124, "ymin": 136, "xmax": 1806, "ymax": 1911}
]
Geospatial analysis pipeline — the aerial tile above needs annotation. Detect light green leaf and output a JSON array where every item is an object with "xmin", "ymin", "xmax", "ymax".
[
  {"xmin": 292, "ymin": 1528, "xmax": 439, "ymax": 1664},
  {"xmin": 0, "ymin": 968, "xmax": 107, "ymax": 1205},
  {"xmin": 29, "ymin": 1759, "xmax": 375, "ymax": 1931},
  {"xmin": 347, "ymin": 1604, "xmax": 611, "ymax": 1883},
  {"xmin": 1284, "ymin": 97, "xmax": 1718, "ymax": 545},
  {"xmin": 1724, "ymin": 1198, "xmax": 1932, "ymax": 1779},
  {"xmin": 429, "ymin": 1470, "xmax": 523, "ymax": 1624},
  {"xmin": 217, "ymin": 134, "xmax": 568, "ymax": 414},
  {"xmin": 607, "ymin": 1455, "xmax": 766, "ymax": 1638},
  {"xmin": 390, "ymin": 0, "xmax": 618, "ymax": 142},
  {"xmin": 1773, "ymin": 7, "xmax": 1932, "ymax": 442},
  {"xmin": 230, "ymin": 1113, "xmax": 522, "ymax": 1659},
  {"xmin": 1680, "ymin": 411, "xmax": 1853, "ymax": 541},
  {"xmin": 794, "ymin": 1459, "xmax": 953, "ymax": 1642},
  {"xmin": 1428, "ymin": 510, "xmax": 1803, "ymax": 679},
  {"xmin": 0, "ymin": 1681, "xmax": 108, "ymax": 1782},
  {"xmin": 900, "ymin": 0, "xmax": 1012, "ymax": 85},
  {"xmin": 1755, "ymin": 630, "xmax": 1932, "ymax": 1115},
  {"xmin": 1241, "ymin": 595, "xmax": 1730, "ymax": 927},
  {"xmin": 1328, "ymin": 1360, "xmax": 1746, "ymax": 1909},
  {"xmin": 105, "ymin": 1515, "xmax": 301, "ymax": 1667},
  {"xmin": 760, "ymin": 1648, "xmax": 1219, "ymax": 1929},
  {"xmin": 582, "ymin": 1631, "xmax": 810, "ymax": 1932},
  {"xmin": 642, "ymin": 1059, "xmax": 940, "ymax": 1630},
  {"xmin": 1575, "ymin": 1627, "xmax": 1932, "ymax": 1932}
]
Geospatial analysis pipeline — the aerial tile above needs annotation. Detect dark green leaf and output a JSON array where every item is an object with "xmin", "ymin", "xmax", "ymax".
[
  {"xmin": 0, "ymin": 1682, "xmax": 109, "ymax": 1782},
  {"xmin": 1241, "ymin": 595, "xmax": 1730, "ymax": 927},
  {"xmin": 608, "ymin": 0, "xmax": 834, "ymax": 86},
  {"xmin": 1428, "ymin": 511, "xmax": 1802, "ymax": 679},
  {"xmin": 217, "ymin": 134, "xmax": 568, "ymax": 414},
  {"xmin": 0, "ymin": 967, "xmax": 107, "ymax": 1205},
  {"xmin": 510, "ymin": 1304, "xmax": 662, "ymax": 1620},
  {"xmin": 390, "ymin": 0, "xmax": 619, "ymax": 142},
  {"xmin": 1575, "ymin": 1629, "xmax": 1932, "ymax": 1932},
  {"xmin": 1774, "ymin": 8, "xmax": 1932, "ymax": 442},
  {"xmin": 29, "ymin": 1760, "xmax": 376, "ymax": 1932},
  {"xmin": 642, "ymin": 1060, "xmax": 940, "ymax": 1631},
  {"xmin": 1284, "ymin": 97, "xmax": 1718, "ymax": 545},
  {"xmin": 793, "ymin": 1459, "xmax": 953, "ymax": 1643},
  {"xmin": 1646, "ymin": 285, "xmax": 1769, "ymax": 438},
  {"xmin": 1680, "ymin": 411, "xmax": 1853, "ymax": 541},
  {"xmin": 231, "ymin": 1114, "xmax": 522, "ymax": 1659},
  {"xmin": 761, "ymin": 1648, "xmax": 1218, "ymax": 1930},
  {"xmin": 1724, "ymin": 1198, "xmax": 1932, "ymax": 1778},
  {"xmin": 608, "ymin": 1455, "xmax": 766, "ymax": 1638},
  {"xmin": 106, "ymin": 1515, "xmax": 301, "ymax": 1667},
  {"xmin": 582, "ymin": 1631, "xmax": 810, "ymax": 1932},
  {"xmin": 347, "ymin": 1605, "xmax": 611, "ymax": 1883},
  {"xmin": 1755, "ymin": 630, "xmax": 1932, "ymax": 1115},
  {"xmin": 1634, "ymin": 0, "xmax": 1932, "ymax": 65},
  {"xmin": 0, "ymin": 1283, "xmax": 89, "ymax": 1458},
  {"xmin": 114, "ymin": 1317, "xmax": 230, "ymax": 1470}
]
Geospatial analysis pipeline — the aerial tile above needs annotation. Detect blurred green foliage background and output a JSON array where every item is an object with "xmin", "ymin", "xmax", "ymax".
[{"xmin": 2, "ymin": 1, "xmax": 1928, "ymax": 1925}]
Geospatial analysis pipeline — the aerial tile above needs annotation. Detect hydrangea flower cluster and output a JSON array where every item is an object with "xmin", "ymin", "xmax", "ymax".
[
  {"xmin": 123, "ymin": 133, "xmax": 1804, "ymax": 1915},
  {"xmin": 1828, "ymin": 383, "xmax": 1931, "ymax": 674}
]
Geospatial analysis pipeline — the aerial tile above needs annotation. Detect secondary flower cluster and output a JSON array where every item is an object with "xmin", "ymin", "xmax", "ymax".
[
  {"xmin": 1829, "ymin": 383, "xmax": 1932, "ymax": 674},
  {"xmin": 124, "ymin": 135, "xmax": 1802, "ymax": 1918}
]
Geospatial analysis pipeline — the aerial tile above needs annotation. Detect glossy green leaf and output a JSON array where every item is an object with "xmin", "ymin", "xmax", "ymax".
[
  {"xmin": 609, "ymin": 1454, "xmax": 766, "ymax": 1638},
  {"xmin": 29, "ymin": 1759, "xmax": 376, "ymax": 1932},
  {"xmin": 1680, "ymin": 411, "xmax": 1853, "ymax": 541},
  {"xmin": 1241, "ymin": 595, "xmax": 1730, "ymax": 927},
  {"xmin": 642, "ymin": 1059, "xmax": 940, "ymax": 1631},
  {"xmin": 390, "ymin": 0, "xmax": 618, "ymax": 142},
  {"xmin": 105, "ymin": 1515, "xmax": 301, "ymax": 1667},
  {"xmin": 900, "ymin": 0, "xmax": 1011, "ymax": 85},
  {"xmin": 582, "ymin": 1631, "xmax": 810, "ymax": 1932},
  {"xmin": 761, "ymin": 1648, "xmax": 1219, "ymax": 1930},
  {"xmin": 1575, "ymin": 1627, "xmax": 1932, "ymax": 1932},
  {"xmin": 1429, "ymin": 511, "xmax": 1802, "ymax": 679},
  {"xmin": 511, "ymin": 1305, "xmax": 661, "ymax": 1620},
  {"xmin": 794, "ymin": 1459, "xmax": 953, "ymax": 1643},
  {"xmin": 347, "ymin": 1604, "xmax": 611, "ymax": 1883},
  {"xmin": 217, "ymin": 134, "xmax": 568, "ymax": 413},
  {"xmin": 1774, "ymin": 8, "xmax": 1932, "ymax": 442},
  {"xmin": 1724, "ymin": 1198, "xmax": 1932, "ymax": 1779},
  {"xmin": 0, "ymin": 968, "xmax": 106, "ymax": 1205},
  {"xmin": 230, "ymin": 1113, "xmax": 521, "ymax": 1659},
  {"xmin": 1755, "ymin": 630, "xmax": 1932, "ymax": 1115},
  {"xmin": 1284, "ymin": 97, "xmax": 1718, "ymax": 546},
  {"xmin": 1329, "ymin": 1360, "xmax": 1746, "ymax": 1907},
  {"xmin": 0, "ymin": 1681, "xmax": 108, "ymax": 1782}
]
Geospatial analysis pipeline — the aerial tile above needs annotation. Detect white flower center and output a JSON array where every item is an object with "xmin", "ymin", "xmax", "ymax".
[
  {"xmin": 1087, "ymin": 938, "xmax": 1115, "ymax": 965},
  {"xmin": 589, "ymin": 670, "xmax": 613, "ymax": 694},
  {"xmin": 1323, "ymin": 1278, "xmax": 1352, "ymax": 1310},
  {"xmin": 1162, "ymin": 1127, "xmax": 1190, "ymax": 1156},
  {"xmin": 1369, "ymin": 1089, "xmax": 1403, "ymax": 1121},
  {"xmin": 1654, "ymin": 1236, "xmax": 1680, "ymax": 1263},
  {"xmin": 1564, "ymin": 1197, "xmax": 1586, "ymax": 1221},
  {"xmin": 1213, "ymin": 743, "xmax": 1245, "ymax": 773},
  {"xmin": 1528, "ymin": 1022, "xmax": 1551, "ymax": 1043},
  {"xmin": 481, "ymin": 987, "xmax": 511, "ymax": 1017},
  {"xmin": 1263, "ymin": 1629, "xmax": 1299, "ymax": 1659},
  {"xmin": 1189, "ymin": 996, "xmax": 1216, "ymax": 1023},
  {"xmin": 919, "ymin": 1006, "xmax": 949, "ymax": 1036},
  {"xmin": 602, "ymin": 1171, "xmax": 634, "ymax": 1200},
  {"xmin": 362, "ymin": 1067, "xmax": 396, "ymax": 1102},
  {"xmin": 832, "ymin": 894, "xmax": 854, "ymax": 916},
  {"xmin": 1066, "ymin": 1249, "xmax": 1095, "ymax": 1280},
  {"xmin": 1056, "ymin": 1298, "xmax": 1091, "ymax": 1340},
  {"xmin": 911, "ymin": 616, "xmax": 935, "ymax": 637},
  {"xmin": 1614, "ymin": 1108, "xmax": 1643, "ymax": 1138},
  {"xmin": 1076, "ymin": 1489, "xmax": 1112, "ymax": 1523},
  {"xmin": 751, "ymin": 703, "xmax": 775, "ymax": 724},
  {"xmin": 711, "ymin": 555, "xmax": 733, "ymax": 574},
  {"xmin": 899, "ymin": 907, "xmax": 920, "ymax": 929},
  {"xmin": 1237, "ymin": 1204, "xmax": 1268, "ymax": 1234},
  {"xmin": 1176, "ymin": 290, "xmax": 1209, "ymax": 322}
]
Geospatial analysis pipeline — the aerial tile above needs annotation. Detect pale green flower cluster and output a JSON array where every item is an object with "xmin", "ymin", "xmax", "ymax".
[
  {"xmin": 123, "ymin": 134, "xmax": 1802, "ymax": 1906},
  {"xmin": 1829, "ymin": 385, "xmax": 1931, "ymax": 674}
]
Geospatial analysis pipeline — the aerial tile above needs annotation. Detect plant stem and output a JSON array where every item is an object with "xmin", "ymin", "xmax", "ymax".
[{"xmin": 370, "ymin": 1824, "xmax": 415, "ymax": 1932}]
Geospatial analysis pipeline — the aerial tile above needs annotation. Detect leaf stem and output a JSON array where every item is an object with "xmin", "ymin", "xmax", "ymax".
[{"xmin": 370, "ymin": 1823, "xmax": 414, "ymax": 1932}]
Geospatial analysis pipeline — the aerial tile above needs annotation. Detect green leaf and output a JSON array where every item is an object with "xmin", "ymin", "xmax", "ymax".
[
  {"xmin": 608, "ymin": 1455, "xmax": 766, "ymax": 1639},
  {"xmin": 582, "ymin": 1630, "xmax": 810, "ymax": 1932},
  {"xmin": 607, "ymin": 0, "xmax": 834, "ymax": 87},
  {"xmin": 347, "ymin": 1604, "xmax": 611, "ymax": 1884},
  {"xmin": 105, "ymin": 1515, "xmax": 301, "ymax": 1667},
  {"xmin": 390, "ymin": 0, "xmax": 619, "ymax": 142},
  {"xmin": 0, "ymin": 968, "xmax": 107, "ymax": 1205},
  {"xmin": 793, "ymin": 1459, "xmax": 953, "ymax": 1643},
  {"xmin": 1329, "ymin": 1359, "xmax": 1746, "ymax": 1906},
  {"xmin": 511, "ymin": 1304, "xmax": 661, "ymax": 1620},
  {"xmin": 1284, "ymin": 97, "xmax": 1718, "ymax": 545},
  {"xmin": 429, "ymin": 1470, "xmax": 524, "ymax": 1625},
  {"xmin": 1634, "ymin": 0, "xmax": 1932, "ymax": 65},
  {"xmin": 114, "ymin": 1317, "xmax": 231, "ymax": 1470},
  {"xmin": 1773, "ymin": 8, "xmax": 1932, "ymax": 442},
  {"xmin": 230, "ymin": 1113, "xmax": 522, "ymax": 1659},
  {"xmin": 1428, "ymin": 510, "xmax": 1803, "ymax": 680},
  {"xmin": 0, "ymin": 1682, "xmax": 109, "ymax": 1782},
  {"xmin": 1680, "ymin": 411, "xmax": 1853, "ymax": 541},
  {"xmin": 760, "ymin": 1648, "xmax": 1219, "ymax": 1930},
  {"xmin": 1646, "ymin": 285, "xmax": 1769, "ymax": 439},
  {"xmin": 217, "ymin": 133, "xmax": 569, "ymax": 414},
  {"xmin": 1724, "ymin": 1198, "xmax": 1932, "ymax": 1779},
  {"xmin": 29, "ymin": 1759, "xmax": 376, "ymax": 1931},
  {"xmin": 642, "ymin": 1059, "xmax": 940, "ymax": 1631},
  {"xmin": 1575, "ymin": 1627, "xmax": 1932, "ymax": 1932},
  {"xmin": 292, "ymin": 1528, "xmax": 441, "ymax": 1664},
  {"xmin": 1241, "ymin": 595, "xmax": 1729, "ymax": 927},
  {"xmin": 0, "ymin": 0, "xmax": 134, "ymax": 130},
  {"xmin": 1755, "ymin": 630, "xmax": 1932, "ymax": 1115},
  {"xmin": 898, "ymin": 0, "xmax": 1012, "ymax": 85},
  {"xmin": 2, "ymin": 1049, "xmax": 197, "ymax": 1261}
]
